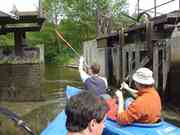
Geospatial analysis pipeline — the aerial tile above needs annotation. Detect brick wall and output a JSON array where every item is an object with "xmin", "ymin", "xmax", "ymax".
[{"xmin": 0, "ymin": 64, "xmax": 44, "ymax": 101}]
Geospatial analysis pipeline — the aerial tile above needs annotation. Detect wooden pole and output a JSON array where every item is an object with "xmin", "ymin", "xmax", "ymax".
[
  {"xmin": 14, "ymin": 32, "xmax": 24, "ymax": 56},
  {"xmin": 55, "ymin": 29, "xmax": 80, "ymax": 57},
  {"xmin": 154, "ymin": 0, "xmax": 157, "ymax": 17},
  {"xmin": 137, "ymin": 0, "xmax": 140, "ymax": 17}
]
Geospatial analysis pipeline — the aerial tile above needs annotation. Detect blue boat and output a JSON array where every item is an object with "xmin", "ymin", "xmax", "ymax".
[{"xmin": 41, "ymin": 86, "xmax": 180, "ymax": 135}]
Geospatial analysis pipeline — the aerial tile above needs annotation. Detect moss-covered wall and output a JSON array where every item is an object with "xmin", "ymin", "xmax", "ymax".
[{"xmin": 0, "ymin": 45, "xmax": 45, "ymax": 101}]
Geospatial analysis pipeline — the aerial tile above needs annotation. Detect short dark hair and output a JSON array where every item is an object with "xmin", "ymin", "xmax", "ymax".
[
  {"xmin": 90, "ymin": 63, "xmax": 100, "ymax": 74},
  {"xmin": 65, "ymin": 91, "xmax": 108, "ymax": 132}
]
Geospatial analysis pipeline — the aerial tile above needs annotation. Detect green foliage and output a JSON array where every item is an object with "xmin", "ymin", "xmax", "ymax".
[
  {"xmin": 40, "ymin": 0, "xmax": 131, "ymax": 64},
  {"xmin": 27, "ymin": 23, "xmax": 55, "ymax": 45},
  {"xmin": 28, "ymin": 22, "xmax": 76, "ymax": 64},
  {"xmin": 0, "ymin": 0, "xmax": 131, "ymax": 64},
  {"xmin": 0, "ymin": 33, "xmax": 14, "ymax": 46},
  {"xmin": 27, "ymin": 23, "xmax": 61, "ymax": 64}
]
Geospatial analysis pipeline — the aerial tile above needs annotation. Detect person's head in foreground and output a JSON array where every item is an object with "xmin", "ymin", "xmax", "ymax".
[
  {"xmin": 88, "ymin": 63, "xmax": 101, "ymax": 75},
  {"xmin": 132, "ymin": 67, "xmax": 154, "ymax": 90},
  {"xmin": 65, "ymin": 91, "xmax": 109, "ymax": 135}
]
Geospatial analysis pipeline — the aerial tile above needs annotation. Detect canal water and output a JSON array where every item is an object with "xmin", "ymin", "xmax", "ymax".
[
  {"xmin": 0, "ymin": 64, "xmax": 180, "ymax": 135},
  {"xmin": 0, "ymin": 64, "xmax": 83, "ymax": 135}
]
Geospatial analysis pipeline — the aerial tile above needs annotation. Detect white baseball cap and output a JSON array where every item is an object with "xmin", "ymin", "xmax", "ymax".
[{"xmin": 132, "ymin": 67, "xmax": 154, "ymax": 85}]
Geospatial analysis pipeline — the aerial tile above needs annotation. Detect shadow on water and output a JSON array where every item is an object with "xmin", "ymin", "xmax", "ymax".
[{"xmin": 0, "ymin": 64, "xmax": 83, "ymax": 135}]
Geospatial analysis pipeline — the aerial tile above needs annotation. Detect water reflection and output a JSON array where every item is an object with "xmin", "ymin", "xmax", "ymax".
[{"xmin": 0, "ymin": 64, "xmax": 83, "ymax": 135}]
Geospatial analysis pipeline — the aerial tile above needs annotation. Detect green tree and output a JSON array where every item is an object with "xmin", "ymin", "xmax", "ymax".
[{"xmin": 30, "ymin": 0, "xmax": 130, "ymax": 64}]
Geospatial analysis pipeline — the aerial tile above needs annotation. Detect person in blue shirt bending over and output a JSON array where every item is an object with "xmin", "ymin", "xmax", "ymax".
[{"xmin": 78, "ymin": 56, "xmax": 108, "ymax": 97}]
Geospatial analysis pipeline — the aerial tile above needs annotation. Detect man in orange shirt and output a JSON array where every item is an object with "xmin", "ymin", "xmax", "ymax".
[{"xmin": 116, "ymin": 67, "xmax": 161, "ymax": 125}]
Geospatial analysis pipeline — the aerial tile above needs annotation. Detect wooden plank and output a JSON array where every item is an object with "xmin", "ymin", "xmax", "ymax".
[
  {"xmin": 166, "ymin": 40, "xmax": 171, "ymax": 72},
  {"xmin": 125, "ymin": 43, "xmax": 148, "ymax": 51},
  {"xmin": 146, "ymin": 21, "xmax": 153, "ymax": 58},
  {"xmin": 128, "ymin": 48, "xmax": 133, "ymax": 77},
  {"xmin": 118, "ymin": 31, "xmax": 123, "ymax": 85},
  {"xmin": 162, "ymin": 42, "xmax": 170, "ymax": 92},
  {"xmin": 105, "ymin": 48, "xmax": 109, "ymax": 79},
  {"xmin": 162, "ymin": 46, "xmax": 167, "ymax": 92},
  {"xmin": 108, "ymin": 48, "xmax": 114, "ymax": 84},
  {"xmin": 135, "ymin": 46, "xmax": 140, "ymax": 69},
  {"xmin": 122, "ymin": 44, "xmax": 150, "ymax": 81},
  {"xmin": 122, "ymin": 47, "xmax": 127, "ymax": 80},
  {"xmin": 153, "ymin": 45, "xmax": 159, "ymax": 88},
  {"xmin": 116, "ymin": 47, "xmax": 120, "ymax": 85},
  {"xmin": 112, "ymin": 48, "xmax": 115, "ymax": 80},
  {"xmin": 128, "ymin": 48, "xmax": 134, "ymax": 85}
]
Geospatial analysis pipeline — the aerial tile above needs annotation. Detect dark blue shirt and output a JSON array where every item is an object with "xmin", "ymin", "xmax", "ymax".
[{"xmin": 84, "ymin": 76, "xmax": 106, "ymax": 96}]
